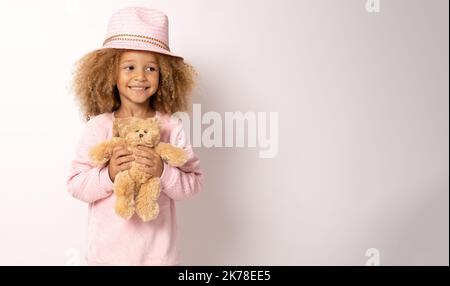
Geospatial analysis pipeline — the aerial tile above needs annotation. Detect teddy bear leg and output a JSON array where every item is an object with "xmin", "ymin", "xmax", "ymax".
[
  {"xmin": 135, "ymin": 177, "xmax": 161, "ymax": 222},
  {"xmin": 114, "ymin": 171, "xmax": 136, "ymax": 220}
]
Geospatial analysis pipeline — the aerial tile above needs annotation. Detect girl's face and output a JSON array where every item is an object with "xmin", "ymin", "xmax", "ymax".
[{"xmin": 116, "ymin": 50, "xmax": 160, "ymax": 106}]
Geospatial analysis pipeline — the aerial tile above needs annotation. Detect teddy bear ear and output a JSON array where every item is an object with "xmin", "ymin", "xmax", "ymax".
[
  {"xmin": 147, "ymin": 116, "xmax": 161, "ymax": 126},
  {"xmin": 113, "ymin": 118, "xmax": 133, "ymax": 136}
]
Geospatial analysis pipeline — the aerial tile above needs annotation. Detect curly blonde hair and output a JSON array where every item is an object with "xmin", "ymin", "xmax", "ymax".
[{"xmin": 72, "ymin": 49, "xmax": 196, "ymax": 121}]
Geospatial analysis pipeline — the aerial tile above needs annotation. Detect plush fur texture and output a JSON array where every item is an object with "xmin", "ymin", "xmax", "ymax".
[{"xmin": 89, "ymin": 117, "xmax": 187, "ymax": 221}]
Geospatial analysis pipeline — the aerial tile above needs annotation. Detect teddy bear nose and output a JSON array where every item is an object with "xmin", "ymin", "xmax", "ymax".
[{"xmin": 139, "ymin": 134, "xmax": 144, "ymax": 138}]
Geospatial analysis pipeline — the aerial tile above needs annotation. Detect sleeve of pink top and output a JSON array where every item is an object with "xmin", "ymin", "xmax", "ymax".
[
  {"xmin": 66, "ymin": 118, "xmax": 114, "ymax": 203},
  {"xmin": 159, "ymin": 121, "xmax": 204, "ymax": 201}
]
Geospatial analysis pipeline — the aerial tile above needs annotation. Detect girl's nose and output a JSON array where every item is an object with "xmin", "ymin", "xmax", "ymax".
[
  {"xmin": 134, "ymin": 70, "xmax": 146, "ymax": 81},
  {"xmin": 139, "ymin": 134, "xmax": 144, "ymax": 138}
]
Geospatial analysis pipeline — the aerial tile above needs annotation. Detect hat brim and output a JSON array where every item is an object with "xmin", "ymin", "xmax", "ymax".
[{"xmin": 103, "ymin": 41, "xmax": 183, "ymax": 60}]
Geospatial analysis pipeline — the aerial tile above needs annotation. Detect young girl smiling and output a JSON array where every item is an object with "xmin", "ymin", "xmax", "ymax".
[{"xmin": 67, "ymin": 7, "xmax": 203, "ymax": 266}]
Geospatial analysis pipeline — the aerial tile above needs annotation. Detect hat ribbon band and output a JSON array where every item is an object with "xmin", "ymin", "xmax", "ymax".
[{"xmin": 103, "ymin": 34, "xmax": 170, "ymax": 51}]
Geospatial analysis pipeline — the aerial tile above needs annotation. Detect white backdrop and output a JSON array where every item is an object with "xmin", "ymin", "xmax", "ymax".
[{"xmin": 0, "ymin": 0, "xmax": 448, "ymax": 265}]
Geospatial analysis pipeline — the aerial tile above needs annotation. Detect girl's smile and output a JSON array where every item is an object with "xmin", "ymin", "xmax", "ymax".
[{"xmin": 128, "ymin": 85, "xmax": 151, "ymax": 95}]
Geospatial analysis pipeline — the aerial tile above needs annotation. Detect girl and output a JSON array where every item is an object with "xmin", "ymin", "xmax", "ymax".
[{"xmin": 66, "ymin": 7, "xmax": 203, "ymax": 266}]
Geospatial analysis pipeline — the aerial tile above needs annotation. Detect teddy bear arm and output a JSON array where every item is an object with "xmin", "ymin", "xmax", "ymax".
[
  {"xmin": 89, "ymin": 140, "xmax": 114, "ymax": 166},
  {"xmin": 89, "ymin": 137, "xmax": 127, "ymax": 166},
  {"xmin": 155, "ymin": 142, "xmax": 188, "ymax": 167}
]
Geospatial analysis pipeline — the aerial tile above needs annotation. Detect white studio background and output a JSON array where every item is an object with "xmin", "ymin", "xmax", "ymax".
[{"xmin": 0, "ymin": 0, "xmax": 448, "ymax": 265}]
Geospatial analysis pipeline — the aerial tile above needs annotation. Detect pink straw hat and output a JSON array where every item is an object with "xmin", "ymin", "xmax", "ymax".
[{"xmin": 103, "ymin": 7, "xmax": 183, "ymax": 59}]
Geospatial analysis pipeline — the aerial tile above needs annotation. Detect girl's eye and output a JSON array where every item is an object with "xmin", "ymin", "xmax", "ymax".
[
  {"xmin": 144, "ymin": 130, "xmax": 148, "ymax": 133},
  {"xmin": 124, "ymin": 66, "xmax": 134, "ymax": 71},
  {"xmin": 135, "ymin": 130, "xmax": 139, "ymax": 132},
  {"xmin": 145, "ymin": 66, "xmax": 157, "ymax": 72}
]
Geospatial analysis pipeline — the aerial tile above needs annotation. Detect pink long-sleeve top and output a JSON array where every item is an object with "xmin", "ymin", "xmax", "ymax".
[{"xmin": 66, "ymin": 111, "xmax": 203, "ymax": 266}]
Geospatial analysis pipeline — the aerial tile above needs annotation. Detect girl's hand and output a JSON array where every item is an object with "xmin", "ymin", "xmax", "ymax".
[
  {"xmin": 108, "ymin": 146, "xmax": 135, "ymax": 182},
  {"xmin": 134, "ymin": 144, "xmax": 164, "ymax": 177}
]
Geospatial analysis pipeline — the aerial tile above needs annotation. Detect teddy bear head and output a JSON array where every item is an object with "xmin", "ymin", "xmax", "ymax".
[{"xmin": 112, "ymin": 117, "xmax": 161, "ymax": 147}]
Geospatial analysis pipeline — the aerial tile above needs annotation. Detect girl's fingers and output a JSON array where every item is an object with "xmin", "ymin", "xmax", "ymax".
[
  {"xmin": 134, "ymin": 149, "xmax": 153, "ymax": 159},
  {"xmin": 119, "ymin": 162, "xmax": 133, "ymax": 171},
  {"xmin": 113, "ymin": 146, "xmax": 159, "ymax": 172},
  {"xmin": 116, "ymin": 155, "xmax": 135, "ymax": 165},
  {"xmin": 135, "ymin": 156, "xmax": 154, "ymax": 167},
  {"xmin": 134, "ymin": 149, "xmax": 158, "ymax": 159},
  {"xmin": 116, "ymin": 161, "xmax": 156, "ymax": 173},
  {"xmin": 114, "ymin": 148, "xmax": 132, "ymax": 159}
]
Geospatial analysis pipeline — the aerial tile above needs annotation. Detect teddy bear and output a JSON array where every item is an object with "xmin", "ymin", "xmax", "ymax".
[{"xmin": 88, "ymin": 116, "xmax": 187, "ymax": 222}]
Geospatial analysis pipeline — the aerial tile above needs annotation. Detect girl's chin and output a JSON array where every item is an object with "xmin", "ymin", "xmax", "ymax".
[{"xmin": 126, "ymin": 93, "xmax": 153, "ymax": 103}]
